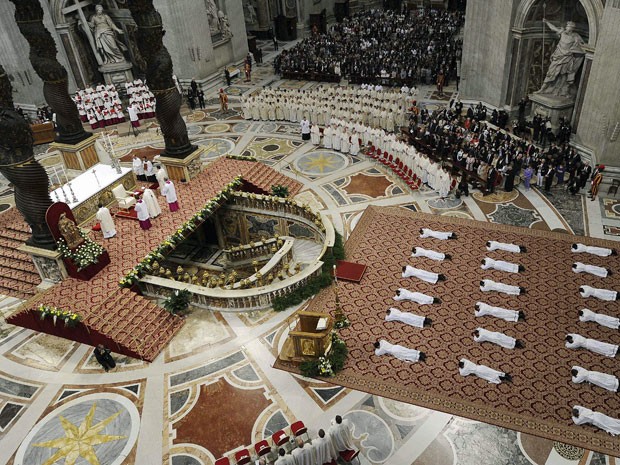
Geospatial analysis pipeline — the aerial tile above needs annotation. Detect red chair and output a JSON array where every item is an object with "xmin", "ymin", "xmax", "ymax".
[
  {"xmin": 290, "ymin": 420, "xmax": 309, "ymax": 442},
  {"xmin": 272, "ymin": 429, "xmax": 291, "ymax": 452},
  {"xmin": 339, "ymin": 449, "xmax": 360, "ymax": 464},
  {"xmin": 234, "ymin": 449, "xmax": 251, "ymax": 465},
  {"xmin": 215, "ymin": 458, "xmax": 230, "ymax": 465},
  {"xmin": 254, "ymin": 440, "xmax": 270, "ymax": 458}
]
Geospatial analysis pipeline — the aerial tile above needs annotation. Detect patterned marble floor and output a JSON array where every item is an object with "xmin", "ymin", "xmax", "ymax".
[{"xmin": 0, "ymin": 63, "xmax": 618, "ymax": 465}]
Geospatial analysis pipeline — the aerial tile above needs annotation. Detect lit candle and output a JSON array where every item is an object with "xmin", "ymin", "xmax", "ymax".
[{"xmin": 333, "ymin": 264, "xmax": 337, "ymax": 283}]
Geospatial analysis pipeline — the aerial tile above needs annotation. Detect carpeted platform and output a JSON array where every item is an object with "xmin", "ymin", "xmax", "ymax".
[{"xmin": 274, "ymin": 207, "xmax": 620, "ymax": 456}]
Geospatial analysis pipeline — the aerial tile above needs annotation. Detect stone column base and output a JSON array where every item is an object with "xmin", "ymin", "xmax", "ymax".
[
  {"xmin": 158, "ymin": 146, "xmax": 205, "ymax": 182},
  {"xmin": 529, "ymin": 93, "xmax": 575, "ymax": 131},
  {"xmin": 99, "ymin": 61, "xmax": 134, "ymax": 90},
  {"xmin": 19, "ymin": 244, "xmax": 68, "ymax": 288},
  {"xmin": 51, "ymin": 134, "xmax": 100, "ymax": 171}
]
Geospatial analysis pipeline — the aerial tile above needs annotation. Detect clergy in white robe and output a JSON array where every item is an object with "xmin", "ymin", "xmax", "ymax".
[
  {"xmin": 310, "ymin": 124, "xmax": 321, "ymax": 145},
  {"xmin": 572, "ymin": 243, "xmax": 616, "ymax": 257},
  {"xmin": 323, "ymin": 126, "xmax": 334, "ymax": 149},
  {"xmin": 565, "ymin": 334, "xmax": 618, "ymax": 358},
  {"xmin": 142, "ymin": 188, "xmax": 161, "ymax": 218},
  {"xmin": 419, "ymin": 228, "xmax": 455, "ymax": 240},
  {"xmin": 571, "ymin": 366, "xmax": 619, "ymax": 392},
  {"xmin": 161, "ymin": 180, "xmax": 179, "ymax": 212},
  {"xmin": 411, "ymin": 247, "xmax": 450, "ymax": 261},
  {"xmin": 134, "ymin": 199, "xmax": 151, "ymax": 230},
  {"xmin": 480, "ymin": 279, "xmax": 525, "ymax": 295},
  {"xmin": 486, "ymin": 241, "xmax": 525, "ymax": 253},
  {"xmin": 572, "ymin": 406, "xmax": 620, "ymax": 436},
  {"xmin": 96, "ymin": 204, "xmax": 116, "ymax": 239},
  {"xmin": 155, "ymin": 166, "xmax": 167, "ymax": 192},
  {"xmin": 481, "ymin": 257, "xmax": 522, "ymax": 273},
  {"xmin": 332, "ymin": 126, "xmax": 342, "ymax": 151},
  {"xmin": 385, "ymin": 307, "xmax": 430, "ymax": 328},
  {"xmin": 579, "ymin": 285, "xmax": 617, "ymax": 301},
  {"xmin": 349, "ymin": 131, "xmax": 360, "ymax": 155},
  {"xmin": 374, "ymin": 339, "xmax": 425, "ymax": 363},
  {"xmin": 132, "ymin": 156, "xmax": 145, "ymax": 180},
  {"xmin": 312, "ymin": 430, "xmax": 338, "ymax": 465},
  {"xmin": 459, "ymin": 358, "xmax": 509, "ymax": 384},
  {"xmin": 475, "ymin": 302, "xmax": 524, "ymax": 322},
  {"xmin": 328, "ymin": 416, "xmax": 355, "ymax": 452},
  {"xmin": 143, "ymin": 158, "xmax": 155, "ymax": 182},
  {"xmin": 291, "ymin": 437, "xmax": 314, "ymax": 465},
  {"xmin": 579, "ymin": 308, "xmax": 619, "ymax": 329},
  {"xmin": 394, "ymin": 288, "xmax": 438, "ymax": 305},
  {"xmin": 402, "ymin": 265, "xmax": 445, "ymax": 284},
  {"xmin": 572, "ymin": 262, "xmax": 610, "ymax": 278},
  {"xmin": 274, "ymin": 449, "xmax": 295, "ymax": 465},
  {"xmin": 340, "ymin": 130, "xmax": 351, "ymax": 153},
  {"xmin": 473, "ymin": 328, "xmax": 521, "ymax": 349}
]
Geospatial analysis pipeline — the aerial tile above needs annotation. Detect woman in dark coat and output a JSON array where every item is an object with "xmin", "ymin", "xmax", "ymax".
[{"xmin": 504, "ymin": 164, "xmax": 516, "ymax": 192}]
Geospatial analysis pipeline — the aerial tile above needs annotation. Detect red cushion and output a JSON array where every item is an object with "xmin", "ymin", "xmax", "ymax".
[
  {"xmin": 272, "ymin": 429, "xmax": 289, "ymax": 446},
  {"xmin": 92, "ymin": 223, "xmax": 101, "ymax": 231},
  {"xmin": 290, "ymin": 420, "xmax": 307, "ymax": 436},
  {"xmin": 339, "ymin": 449, "xmax": 359, "ymax": 462},
  {"xmin": 234, "ymin": 449, "xmax": 251, "ymax": 465},
  {"xmin": 255, "ymin": 440, "xmax": 270, "ymax": 456},
  {"xmin": 215, "ymin": 458, "xmax": 230, "ymax": 465}
]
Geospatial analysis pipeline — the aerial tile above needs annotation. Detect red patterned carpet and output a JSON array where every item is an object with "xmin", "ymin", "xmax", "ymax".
[
  {"xmin": 6, "ymin": 158, "xmax": 302, "ymax": 361},
  {"xmin": 275, "ymin": 207, "xmax": 620, "ymax": 456}
]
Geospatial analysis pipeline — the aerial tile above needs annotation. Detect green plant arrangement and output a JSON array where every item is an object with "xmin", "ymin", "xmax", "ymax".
[
  {"xmin": 226, "ymin": 154, "xmax": 257, "ymax": 162},
  {"xmin": 37, "ymin": 304, "xmax": 82, "ymax": 327},
  {"xmin": 271, "ymin": 184, "xmax": 289, "ymax": 198},
  {"xmin": 300, "ymin": 331, "xmax": 348, "ymax": 377},
  {"xmin": 57, "ymin": 231, "xmax": 105, "ymax": 271},
  {"xmin": 163, "ymin": 289, "xmax": 192, "ymax": 315},
  {"xmin": 120, "ymin": 177, "xmax": 243, "ymax": 288}
]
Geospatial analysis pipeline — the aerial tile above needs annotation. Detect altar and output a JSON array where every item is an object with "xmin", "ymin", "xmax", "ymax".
[{"xmin": 50, "ymin": 163, "xmax": 136, "ymax": 225}]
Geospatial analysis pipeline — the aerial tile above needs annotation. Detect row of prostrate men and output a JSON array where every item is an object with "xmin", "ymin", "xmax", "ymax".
[{"xmin": 373, "ymin": 228, "xmax": 620, "ymax": 436}]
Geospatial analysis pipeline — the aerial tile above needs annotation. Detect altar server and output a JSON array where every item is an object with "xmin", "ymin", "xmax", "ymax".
[
  {"xmin": 565, "ymin": 334, "xmax": 618, "ymax": 358},
  {"xmin": 385, "ymin": 308, "xmax": 431, "ymax": 328},
  {"xmin": 419, "ymin": 228, "xmax": 456, "ymax": 240},
  {"xmin": 480, "ymin": 279, "xmax": 525, "ymax": 295},
  {"xmin": 411, "ymin": 246, "xmax": 451, "ymax": 261},
  {"xmin": 579, "ymin": 285, "xmax": 618, "ymax": 301},
  {"xmin": 572, "ymin": 406, "xmax": 620, "ymax": 436},
  {"xmin": 127, "ymin": 103, "xmax": 140, "ymax": 136},
  {"xmin": 311, "ymin": 429, "xmax": 338, "ymax": 465},
  {"xmin": 328, "ymin": 415, "xmax": 355, "ymax": 453},
  {"xmin": 475, "ymin": 302, "xmax": 525, "ymax": 322},
  {"xmin": 374, "ymin": 339, "xmax": 426, "ymax": 363},
  {"xmin": 394, "ymin": 288, "xmax": 440, "ymax": 305},
  {"xmin": 571, "ymin": 366, "xmax": 619, "ymax": 392},
  {"xmin": 96, "ymin": 203, "xmax": 116, "ymax": 239},
  {"xmin": 572, "ymin": 262, "xmax": 610, "ymax": 278},
  {"xmin": 134, "ymin": 199, "xmax": 151, "ymax": 230},
  {"xmin": 155, "ymin": 165, "xmax": 168, "ymax": 191},
  {"xmin": 486, "ymin": 241, "xmax": 526, "ymax": 253},
  {"xmin": 458, "ymin": 358, "xmax": 511, "ymax": 384},
  {"xmin": 572, "ymin": 243, "xmax": 616, "ymax": 257},
  {"xmin": 161, "ymin": 179, "xmax": 179, "ymax": 212},
  {"xmin": 481, "ymin": 257, "xmax": 523, "ymax": 273},
  {"xmin": 402, "ymin": 265, "xmax": 445, "ymax": 284},
  {"xmin": 142, "ymin": 188, "xmax": 161, "ymax": 218},
  {"xmin": 473, "ymin": 328, "xmax": 523, "ymax": 349},
  {"xmin": 579, "ymin": 308, "xmax": 619, "ymax": 330},
  {"xmin": 143, "ymin": 157, "xmax": 156, "ymax": 182},
  {"xmin": 132, "ymin": 156, "xmax": 145, "ymax": 181}
]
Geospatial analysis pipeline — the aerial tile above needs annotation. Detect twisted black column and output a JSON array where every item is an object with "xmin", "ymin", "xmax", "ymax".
[
  {"xmin": 0, "ymin": 65, "xmax": 55, "ymax": 249},
  {"xmin": 126, "ymin": 0, "xmax": 196, "ymax": 158},
  {"xmin": 8, "ymin": 0, "xmax": 90, "ymax": 145}
]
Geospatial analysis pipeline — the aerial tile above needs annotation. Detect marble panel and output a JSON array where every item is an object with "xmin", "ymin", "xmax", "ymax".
[
  {"xmin": 264, "ymin": 410, "xmax": 289, "ymax": 437},
  {"xmin": 0, "ymin": 376, "xmax": 39, "ymax": 399},
  {"xmin": 169, "ymin": 352, "xmax": 246, "ymax": 387},
  {"xmin": 233, "ymin": 364, "xmax": 260, "ymax": 382},
  {"xmin": 7, "ymin": 333, "xmax": 77, "ymax": 372},
  {"xmin": 166, "ymin": 309, "xmax": 232, "ymax": 362},
  {"xmin": 0, "ymin": 402, "xmax": 23, "ymax": 431}
]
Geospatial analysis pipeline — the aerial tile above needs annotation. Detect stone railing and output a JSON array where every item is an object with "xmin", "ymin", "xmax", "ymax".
[
  {"xmin": 140, "ymin": 260, "xmax": 324, "ymax": 312},
  {"xmin": 224, "ymin": 237, "xmax": 282, "ymax": 263}
]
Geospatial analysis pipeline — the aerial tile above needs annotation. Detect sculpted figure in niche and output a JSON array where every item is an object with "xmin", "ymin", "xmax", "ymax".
[
  {"xmin": 58, "ymin": 213, "xmax": 85, "ymax": 249},
  {"xmin": 206, "ymin": 0, "xmax": 221, "ymax": 33},
  {"xmin": 88, "ymin": 5, "xmax": 128, "ymax": 64},
  {"xmin": 538, "ymin": 20, "xmax": 585, "ymax": 97}
]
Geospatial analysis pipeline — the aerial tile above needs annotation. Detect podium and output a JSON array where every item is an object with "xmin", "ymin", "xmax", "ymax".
[{"xmin": 284, "ymin": 311, "xmax": 333, "ymax": 362}]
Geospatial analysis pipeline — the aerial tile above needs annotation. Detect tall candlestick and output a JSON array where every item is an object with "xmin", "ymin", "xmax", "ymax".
[{"xmin": 68, "ymin": 182, "xmax": 78, "ymax": 203}]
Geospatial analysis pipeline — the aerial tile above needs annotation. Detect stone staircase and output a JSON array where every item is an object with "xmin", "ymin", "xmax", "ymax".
[
  {"xmin": 245, "ymin": 162, "xmax": 303, "ymax": 197},
  {"xmin": 0, "ymin": 209, "xmax": 40, "ymax": 300},
  {"xmin": 290, "ymin": 239, "xmax": 324, "ymax": 270}
]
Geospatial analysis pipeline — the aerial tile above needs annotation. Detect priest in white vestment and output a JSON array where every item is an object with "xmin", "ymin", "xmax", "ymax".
[
  {"xmin": 475, "ymin": 302, "xmax": 525, "ymax": 322},
  {"xmin": 481, "ymin": 257, "xmax": 522, "ymax": 273},
  {"xmin": 134, "ymin": 199, "xmax": 151, "ymax": 230},
  {"xmin": 486, "ymin": 241, "xmax": 526, "ymax": 253},
  {"xmin": 385, "ymin": 308, "xmax": 431, "ymax": 328},
  {"xmin": 142, "ymin": 188, "xmax": 161, "ymax": 218},
  {"xmin": 323, "ymin": 125, "xmax": 334, "ymax": 149},
  {"xmin": 155, "ymin": 165, "xmax": 168, "ymax": 192},
  {"xmin": 579, "ymin": 308, "xmax": 619, "ymax": 329},
  {"xmin": 312, "ymin": 429, "xmax": 338, "ymax": 465},
  {"xmin": 374, "ymin": 339, "xmax": 425, "ymax": 362},
  {"xmin": 402, "ymin": 265, "xmax": 445, "ymax": 284},
  {"xmin": 572, "ymin": 406, "xmax": 620, "ymax": 435},
  {"xmin": 480, "ymin": 279, "xmax": 525, "ymax": 295},
  {"xmin": 328, "ymin": 416, "xmax": 355, "ymax": 453},
  {"xmin": 310, "ymin": 124, "xmax": 321, "ymax": 145},
  {"xmin": 96, "ymin": 204, "xmax": 116, "ymax": 239},
  {"xmin": 291, "ymin": 437, "xmax": 314, "ymax": 465},
  {"xmin": 274, "ymin": 449, "xmax": 295, "ymax": 465},
  {"xmin": 473, "ymin": 328, "xmax": 522, "ymax": 349},
  {"xmin": 411, "ymin": 246, "xmax": 451, "ymax": 261},
  {"xmin": 394, "ymin": 288, "xmax": 439, "ymax": 305},
  {"xmin": 572, "ymin": 243, "xmax": 616, "ymax": 257},
  {"xmin": 132, "ymin": 156, "xmax": 145, "ymax": 181},
  {"xmin": 571, "ymin": 366, "xmax": 619, "ymax": 392},
  {"xmin": 565, "ymin": 334, "xmax": 618, "ymax": 358},
  {"xmin": 572, "ymin": 262, "xmax": 610, "ymax": 278},
  {"xmin": 161, "ymin": 179, "xmax": 179, "ymax": 212},
  {"xmin": 419, "ymin": 228, "xmax": 456, "ymax": 240},
  {"xmin": 458, "ymin": 358, "xmax": 510, "ymax": 384},
  {"xmin": 579, "ymin": 285, "xmax": 617, "ymax": 301}
]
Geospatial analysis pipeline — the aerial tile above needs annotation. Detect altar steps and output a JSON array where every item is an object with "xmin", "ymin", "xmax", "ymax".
[{"xmin": 244, "ymin": 162, "xmax": 302, "ymax": 196}]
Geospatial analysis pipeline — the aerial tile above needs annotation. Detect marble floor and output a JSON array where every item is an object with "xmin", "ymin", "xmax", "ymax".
[{"xmin": 0, "ymin": 52, "xmax": 619, "ymax": 465}]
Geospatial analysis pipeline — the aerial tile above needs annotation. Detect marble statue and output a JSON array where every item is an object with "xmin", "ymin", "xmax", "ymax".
[
  {"xmin": 218, "ymin": 11, "xmax": 232, "ymax": 38},
  {"xmin": 88, "ymin": 5, "xmax": 127, "ymax": 64},
  {"xmin": 206, "ymin": 0, "xmax": 220, "ymax": 33},
  {"xmin": 244, "ymin": 0, "xmax": 258, "ymax": 25},
  {"xmin": 538, "ymin": 20, "xmax": 585, "ymax": 97}
]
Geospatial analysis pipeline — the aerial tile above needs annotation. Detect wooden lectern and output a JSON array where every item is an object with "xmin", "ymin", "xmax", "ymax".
[{"xmin": 285, "ymin": 311, "xmax": 333, "ymax": 362}]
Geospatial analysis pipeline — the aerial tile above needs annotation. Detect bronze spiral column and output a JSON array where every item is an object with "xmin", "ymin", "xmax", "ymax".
[
  {"xmin": 126, "ymin": 0, "xmax": 196, "ymax": 158},
  {"xmin": 8, "ymin": 0, "xmax": 90, "ymax": 145}
]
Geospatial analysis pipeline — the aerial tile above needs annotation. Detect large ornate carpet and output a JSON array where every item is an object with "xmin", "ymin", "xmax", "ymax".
[{"xmin": 275, "ymin": 207, "xmax": 620, "ymax": 456}]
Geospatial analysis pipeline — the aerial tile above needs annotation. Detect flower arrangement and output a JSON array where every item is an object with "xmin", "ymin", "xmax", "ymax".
[
  {"xmin": 317, "ymin": 357, "xmax": 334, "ymax": 377},
  {"xmin": 57, "ymin": 232, "xmax": 105, "ymax": 271},
  {"xmin": 120, "ymin": 177, "xmax": 243, "ymax": 288},
  {"xmin": 300, "ymin": 329, "xmax": 348, "ymax": 378},
  {"xmin": 334, "ymin": 315, "xmax": 350, "ymax": 329},
  {"xmin": 226, "ymin": 154, "xmax": 257, "ymax": 162},
  {"xmin": 37, "ymin": 304, "xmax": 82, "ymax": 327}
]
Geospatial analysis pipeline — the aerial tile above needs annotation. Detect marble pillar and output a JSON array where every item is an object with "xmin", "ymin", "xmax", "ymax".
[{"xmin": 256, "ymin": 0, "xmax": 271, "ymax": 30}]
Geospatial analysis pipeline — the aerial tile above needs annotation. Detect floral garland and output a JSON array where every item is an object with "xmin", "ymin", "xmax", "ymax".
[
  {"xmin": 120, "ymin": 176, "xmax": 243, "ymax": 288},
  {"xmin": 226, "ymin": 154, "xmax": 257, "ymax": 162},
  {"xmin": 57, "ymin": 231, "xmax": 105, "ymax": 271},
  {"xmin": 301, "ymin": 330, "xmax": 348, "ymax": 378},
  {"xmin": 37, "ymin": 304, "xmax": 82, "ymax": 327}
]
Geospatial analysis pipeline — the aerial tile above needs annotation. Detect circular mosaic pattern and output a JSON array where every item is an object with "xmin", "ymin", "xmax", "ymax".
[
  {"xmin": 427, "ymin": 197, "xmax": 463, "ymax": 210},
  {"xmin": 194, "ymin": 138, "xmax": 235, "ymax": 161},
  {"xmin": 205, "ymin": 123, "xmax": 231, "ymax": 134},
  {"xmin": 186, "ymin": 124, "xmax": 202, "ymax": 136},
  {"xmin": 553, "ymin": 442, "xmax": 585, "ymax": 460},
  {"xmin": 441, "ymin": 210, "xmax": 473, "ymax": 220},
  {"xmin": 232, "ymin": 122, "xmax": 252, "ymax": 133},
  {"xmin": 186, "ymin": 111, "xmax": 206, "ymax": 123},
  {"xmin": 611, "ymin": 202, "xmax": 620, "ymax": 216},
  {"xmin": 260, "ymin": 122, "xmax": 278, "ymax": 133},
  {"xmin": 472, "ymin": 190, "xmax": 520, "ymax": 204},
  {"xmin": 294, "ymin": 150, "xmax": 349, "ymax": 175}
]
